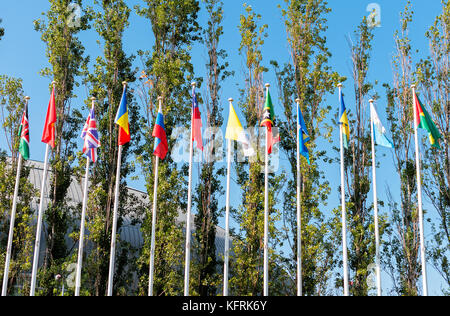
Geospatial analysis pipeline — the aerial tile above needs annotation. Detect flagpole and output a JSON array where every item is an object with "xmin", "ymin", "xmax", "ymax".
[
  {"xmin": 30, "ymin": 81, "xmax": 56, "ymax": 296},
  {"xmin": 107, "ymin": 81, "xmax": 127, "ymax": 297},
  {"xmin": 369, "ymin": 99, "xmax": 382, "ymax": 296},
  {"xmin": 223, "ymin": 98, "xmax": 233, "ymax": 297},
  {"xmin": 338, "ymin": 83, "xmax": 349, "ymax": 296},
  {"xmin": 295, "ymin": 98, "xmax": 302, "ymax": 297},
  {"xmin": 2, "ymin": 97, "xmax": 30, "ymax": 296},
  {"xmin": 148, "ymin": 96, "xmax": 163, "ymax": 296},
  {"xmin": 411, "ymin": 84, "xmax": 428, "ymax": 296},
  {"xmin": 75, "ymin": 97, "xmax": 96, "ymax": 297},
  {"xmin": 263, "ymin": 83, "xmax": 270, "ymax": 297},
  {"xmin": 184, "ymin": 82, "xmax": 196, "ymax": 296},
  {"xmin": 30, "ymin": 143, "xmax": 50, "ymax": 297}
]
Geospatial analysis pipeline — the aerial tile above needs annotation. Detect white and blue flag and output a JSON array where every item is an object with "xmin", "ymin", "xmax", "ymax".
[{"xmin": 370, "ymin": 103, "xmax": 393, "ymax": 149}]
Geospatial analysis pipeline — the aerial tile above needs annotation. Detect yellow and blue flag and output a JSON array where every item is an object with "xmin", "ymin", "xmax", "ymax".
[
  {"xmin": 297, "ymin": 104, "xmax": 310, "ymax": 164},
  {"xmin": 339, "ymin": 89, "xmax": 350, "ymax": 149}
]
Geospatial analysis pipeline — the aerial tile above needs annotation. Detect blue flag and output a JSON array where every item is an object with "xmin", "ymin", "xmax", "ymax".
[{"xmin": 297, "ymin": 104, "xmax": 311, "ymax": 164}]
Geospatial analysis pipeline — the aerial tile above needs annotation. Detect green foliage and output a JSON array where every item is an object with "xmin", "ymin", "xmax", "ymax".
[
  {"xmin": 416, "ymin": 0, "xmax": 450, "ymax": 294},
  {"xmin": 135, "ymin": 0, "xmax": 201, "ymax": 296},
  {"xmin": 79, "ymin": 0, "xmax": 139, "ymax": 296},
  {"xmin": 274, "ymin": 0, "xmax": 343, "ymax": 296},
  {"xmin": 0, "ymin": 77, "xmax": 36, "ymax": 295},
  {"xmin": 382, "ymin": 1, "xmax": 422, "ymax": 296}
]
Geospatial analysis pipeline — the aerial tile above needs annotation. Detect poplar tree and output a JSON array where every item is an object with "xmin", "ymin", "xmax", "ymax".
[
  {"xmin": 191, "ymin": 0, "xmax": 231, "ymax": 296},
  {"xmin": 416, "ymin": 0, "xmax": 449, "ymax": 294},
  {"xmin": 382, "ymin": 2, "xmax": 422, "ymax": 296},
  {"xmin": 273, "ymin": 0, "xmax": 342, "ymax": 296},
  {"xmin": 0, "ymin": 76, "xmax": 36, "ymax": 295},
  {"xmin": 33, "ymin": 0, "xmax": 89, "ymax": 295},
  {"xmin": 230, "ymin": 4, "xmax": 284, "ymax": 296},
  {"xmin": 81, "ymin": 0, "xmax": 139, "ymax": 296},
  {"xmin": 343, "ymin": 18, "xmax": 386, "ymax": 296},
  {"xmin": 135, "ymin": 0, "xmax": 201, "ymax": 296}
]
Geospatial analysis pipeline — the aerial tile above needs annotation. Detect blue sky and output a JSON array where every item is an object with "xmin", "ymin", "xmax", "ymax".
[{"xmin": 0, "ymin": 0, "xmax": 447, "ymax": 295}]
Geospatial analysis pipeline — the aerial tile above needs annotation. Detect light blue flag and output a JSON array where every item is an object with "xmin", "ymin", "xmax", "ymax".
[
  {"xmin": 370, "ymin": 103, "xmax": 393, "ymax": 148},
  {"xmin": 298, "ymin": 105, "xmax": 311, "ymax": 164}
]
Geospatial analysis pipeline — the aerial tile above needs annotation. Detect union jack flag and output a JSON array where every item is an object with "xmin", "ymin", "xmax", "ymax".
[{"xmin": 81, "ymin": 106, "xmax": 100, "ymax": 163}]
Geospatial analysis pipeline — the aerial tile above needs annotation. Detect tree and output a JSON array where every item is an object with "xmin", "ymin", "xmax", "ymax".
[
  {"xmin": 342, "ymin": 17, "xmax": 388, "ymax": 296},
  {"xmin": 33, "ymin": 0, "xmax": 89, "ymax": 295},
  {"xmin": 0, "ymin": 76, "xmax": 36, "ymax": 295},
  {"xmin": 416, "ymin": 0, "xmax": 449, "ymax": 294},
  {"xmin": 273, "ymin": 0, "xmax": 343, "ymax": 296},
  {"xmin": 382, "ymin": 2, "xmax": 422, "ymax": 296},
  {"xmin": 80, "ymin": 0, "xmax": 139, "ymax": 296},
  {"xmin": 191, "ymin": 0, "xmax": 233, "ymax": 296},
  {"xmin": 135, "ymin": 0, "xmax": 201, "ymax": 296},
  {"xmin": 229, "ymin": 4, "xmax": 284, "ymax": 296}
]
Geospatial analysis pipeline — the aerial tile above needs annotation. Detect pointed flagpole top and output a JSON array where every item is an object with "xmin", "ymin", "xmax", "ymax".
[{"xmin": 228, "ymin": 98, "xmax": 233, "ymax": 102}]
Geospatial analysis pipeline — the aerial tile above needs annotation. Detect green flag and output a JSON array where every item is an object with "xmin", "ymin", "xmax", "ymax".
[{"xmin": 414, "ymin": 93, "xmax": 442, "ymax": 149}]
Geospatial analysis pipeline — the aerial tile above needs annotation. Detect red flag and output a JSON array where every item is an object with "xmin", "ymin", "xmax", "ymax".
[
  {"xmin": 42, "ymin": 86, "xmax": 57, "ymax": 148},
  {"xmin": 192, "ymin": 87, "xmax": 203, "ymax": 151}
]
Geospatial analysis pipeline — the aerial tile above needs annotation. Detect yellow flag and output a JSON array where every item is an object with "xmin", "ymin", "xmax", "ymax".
[{"xmin": 226, "ymin": 103, "xmax": 255, "ymax": 157}]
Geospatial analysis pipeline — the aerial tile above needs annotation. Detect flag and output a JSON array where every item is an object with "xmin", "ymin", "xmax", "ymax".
[
  {"xmin": 297, "ymin": 104, "xmax": 310, "ymax": 164},
  {"xmin": 153, "ymin": 104, "xmax": 168, "ymax": 160},
  {"xmin": 42, "ymin": 85, "xmax": 56, "ymax": 148},
  {"xmin": 339, "ymin": 89, "xmax": 350, "ymax": 150},
  {"xmin": 81, "ymin": 106, "xmax": 100, "ymax": 163},
  {"xmin": 18, "ymin": 103, "xmax": 30, "ymax": 160},
  {"xmin": 115, "ymin": 86, "xmax": 131, "ymax": 146},
  {"xmin": 414, "ymin": 92, "xmax": 442, "ymax": 149},
  {"xmin": 370, "ymin": 103, "xmax": 393, "ymax": 149},
  {"xmin": 261, "ymin": 89, "xmax": 280, "ymax": 154},
  {"xmin": 225, "ymin": 102, "xmax": 255, "ymax": 157},
  {"xmin": 192, "ymin": 87, "xmax": 203, "ymax": 151}
]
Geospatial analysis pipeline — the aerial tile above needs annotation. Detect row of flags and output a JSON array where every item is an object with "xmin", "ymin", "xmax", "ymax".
[{"xmin": 1, "ymin": 81, "xmax": 443, "ymax": 297}]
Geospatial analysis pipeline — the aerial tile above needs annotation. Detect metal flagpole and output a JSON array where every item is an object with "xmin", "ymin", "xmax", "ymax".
[
  {"xmin": 30, "ymin": 144, "xmax": 50, "ymax": 296},
  {"xmin": 107, "ymin": 144, "xmax": 123, "ymax": 296},
  {"xmin": 75, "ymin": 157, "xmax": 89, "ymax": 297},
  {"xmin": 223, "ymin": 98, "xmax": 233, "ymax": 297},
  {"xmin": 148, "ymin": 96, "xmax": 163, "ymax": 296},
  {"xmin": 338, "ymin": 83, "xmax": 349, "ymax": 296},
  {"xmin": 263, "ymin": 83, "xmax": 270, "ymax": 297},
  {"xmin": 75, "ymin": 97, "xmax": 96, "ymax": 297},
  {"xmin": 107, "ymin": 81, "xmax": 127, "ymax": 296},
  {"xmin": 369, "ymin": 99, "xmax": 382, "ymax": 296},
  {"xmin": 184, "ymin": 82, "xmax": 196, "ymax": 296},
  {"xmin": 411, "ymin": 84, "xmax": 428, "ymax": 296},
  {"xmin": 30, "ymin": 80, "xmax": 56, "ymax": 296},
  {"xmin": 2, "ymin": 96, "xmax": 30, "ymax": 296},
  {"xmin": 295, "ymin": 98, "xmax": 302, "ymax": 297}
]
